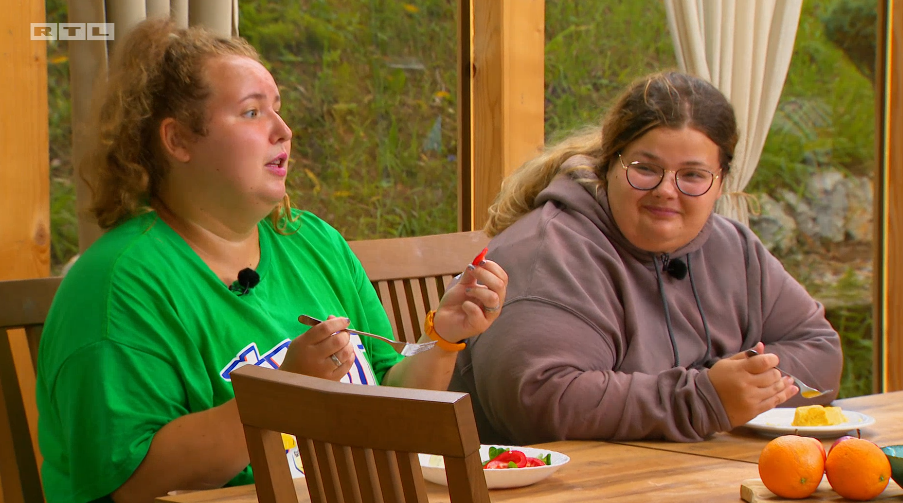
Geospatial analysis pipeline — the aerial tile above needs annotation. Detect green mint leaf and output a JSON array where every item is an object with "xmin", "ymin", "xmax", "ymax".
[
  {"xmin": 542, "ymin": 453, "xmax": 552, "ymax": 465},
  {"xmin": 488, "ymin": 446, "xmax": 509, "ymax": 460},
  {"xmin": 507, "ymin": 461, "xmax": 517, "ymax": 468}
]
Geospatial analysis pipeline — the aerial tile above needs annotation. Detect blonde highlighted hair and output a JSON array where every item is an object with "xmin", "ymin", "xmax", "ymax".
[
  {"xmin": 484, "ymin": 71, "xmax": 738, "ymax": 237},
  {"xmin": 81, "ymin": 17, "xmax": 297, "ymax": 231}
]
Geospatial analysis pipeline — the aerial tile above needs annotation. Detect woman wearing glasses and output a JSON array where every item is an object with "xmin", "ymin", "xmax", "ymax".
[{"xmin": 449, "ymin": 72, "xmax": 842, "ymax": 444}]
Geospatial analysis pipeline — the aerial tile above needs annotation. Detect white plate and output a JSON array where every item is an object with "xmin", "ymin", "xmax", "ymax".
[
  {"xmin": 418, "ymin": 444, "xmax": 570, "ymax": 489},
  {"xmin": 744, "ymin": 408, "xmax": 876, "ymax": 438}
]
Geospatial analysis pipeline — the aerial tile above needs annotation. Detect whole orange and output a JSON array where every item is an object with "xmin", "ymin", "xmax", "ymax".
[
  {"xmin": 758, "ymin": 435, "xmax": 826, "ymax": 499},
  {"xmin": 825, "ymin": 437, "xmax": 891, "ymax": 500}
]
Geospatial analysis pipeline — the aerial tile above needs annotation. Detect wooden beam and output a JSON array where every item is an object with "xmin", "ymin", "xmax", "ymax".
[
  {"xmin": 0, "ymin": 0, "xmax": 50, "ymax": 280},
  {"xmin": 876, "ymin": 0, "xmax": 903, "ymax": 392},
  {"xmin": 456, "ymin": 0, "xmax": 473, "ymax": 232},
  {"xmin": 461, "ymin": 0, "xmax": 545, "ymax": 231}
]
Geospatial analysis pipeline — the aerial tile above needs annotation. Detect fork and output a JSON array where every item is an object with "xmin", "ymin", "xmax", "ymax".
[
  {"xmin": 745, "ymin": 349, "xmax": 832, "ymax": 399},
  {"xmin": 298, "ymin": 315, "xmax": 437, "ymax": 357}
]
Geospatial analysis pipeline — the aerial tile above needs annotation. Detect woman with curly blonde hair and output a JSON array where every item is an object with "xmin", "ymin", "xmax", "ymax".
[
  {"xmin": 37, "ymin": 18, "xmax": 507, "ymax": 502},
  {"xmin": 450, "ymin": 71, "xmax": 842, "ymax": 446}
]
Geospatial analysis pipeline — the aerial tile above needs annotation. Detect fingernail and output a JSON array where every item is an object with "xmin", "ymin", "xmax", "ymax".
[
  {"xmin": 466, "ymin": 264, "xmax": 476, "ymax": 271},
  {"xmin": 479, "ymin": 260, "xmax": 487, "ymax": 266}
]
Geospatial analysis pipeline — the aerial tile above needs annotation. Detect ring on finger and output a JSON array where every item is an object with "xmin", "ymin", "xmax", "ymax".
[
  {"xmin": 330, "ymin": 353, "xmax": 342, "ymax": 368},
  {"xmin": 484, "ymin": 305, "xmax": 500, "ymax": 313}
]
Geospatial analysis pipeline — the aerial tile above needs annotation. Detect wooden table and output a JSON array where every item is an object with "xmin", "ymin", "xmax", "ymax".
[
  {"xmin": 157, "ymin": 442, "xmax": 759, "ymax": 503},
  {"xmin": 615, "ymin": 390, "xmax": 903, "ymax": 464},
  {"xmin": 156, "ymin": 391, "xmax": 903, "ymax": 503}
]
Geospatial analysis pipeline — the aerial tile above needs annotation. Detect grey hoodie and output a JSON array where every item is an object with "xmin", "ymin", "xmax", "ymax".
[{"xmin": 449, "ymin": 167, "xmax": 842, "ymax": 444}]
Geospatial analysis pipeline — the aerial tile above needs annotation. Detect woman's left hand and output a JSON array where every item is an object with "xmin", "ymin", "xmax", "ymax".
[{"xmin": 433, "ymin": 259, "xmax": 508, "ymax": 343}]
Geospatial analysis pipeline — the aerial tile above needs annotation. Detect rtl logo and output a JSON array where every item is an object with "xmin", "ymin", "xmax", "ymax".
[{"xmin": 31, "ymin": 23, "xmax": 115, "ymax": 40}]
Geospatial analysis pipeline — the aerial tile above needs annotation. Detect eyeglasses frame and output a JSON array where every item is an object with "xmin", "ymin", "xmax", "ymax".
[{"xmin": 617, "ymin": 152, "xmax": 721, "ymax": 197}]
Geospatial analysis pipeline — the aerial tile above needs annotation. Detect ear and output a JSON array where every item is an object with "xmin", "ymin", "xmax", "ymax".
[{"xmin": 159, "ymin": 118, "xmax": 192, "ymax": 163}]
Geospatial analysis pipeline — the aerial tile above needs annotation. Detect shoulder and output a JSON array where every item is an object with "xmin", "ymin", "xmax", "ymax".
[
  {"xmin": 269, "ymin": 209, "xmax": 348, "ymax": 246},
  {"xmin": 702, "ymin": 213, "xmax": 777, "ymax": 269},
  {"xmin": 62, "ymin": 212, "xmax": 181, "ymax": 290}
]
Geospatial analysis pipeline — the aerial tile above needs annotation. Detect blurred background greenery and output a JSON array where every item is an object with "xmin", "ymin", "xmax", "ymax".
[{"xmin": 43, "ymin": 0, "xmax": 876, "ymax": 397}]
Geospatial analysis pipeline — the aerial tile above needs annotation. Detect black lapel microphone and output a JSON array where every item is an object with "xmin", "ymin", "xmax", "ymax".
[
  {"xmin": 664, "ymin": 258, "xmax": 688, "ymax": 280},
  {"xmin": 233, "ymin": 268, "xmax": 260, "ymax": 296}
]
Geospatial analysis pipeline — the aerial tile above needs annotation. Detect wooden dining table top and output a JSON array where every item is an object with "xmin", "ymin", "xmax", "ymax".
[
  {"xmin": 155, "ymin": 390, "xmax": 903, "ymax": 503},
  {"xmin": 615, "ymin": 389, "xmax": 903, "ymax": 464},
  {"xmin": 157, "ymin": 441, "xmax": 760, "ymax": 503}
]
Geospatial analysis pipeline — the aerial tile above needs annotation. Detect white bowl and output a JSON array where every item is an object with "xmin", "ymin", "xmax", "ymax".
[{"xmin": 418, "ymin": 444, "xmax": 570, "ymax": 490}]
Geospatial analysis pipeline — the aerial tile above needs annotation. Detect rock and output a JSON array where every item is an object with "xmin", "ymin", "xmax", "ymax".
[
  {"xmin": 750, "ymin": 194, "xmax": 798, "ymax": 252},
  {"xmin": 806, "ymin": 170, "xmax": 848, "ymax": 243},
  {"xmin": 781, "ymin": 190, "xmax": 818, "ymax": 240},
  {"xmin": 845, "ymin": 176, "xmax": 873, "ymax": 241}
]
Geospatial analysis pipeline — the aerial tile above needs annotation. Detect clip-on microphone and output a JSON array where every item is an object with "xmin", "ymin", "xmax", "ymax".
[{"xmin": 233, "ymin": 268, "xmax": 260, "ymax": 296}]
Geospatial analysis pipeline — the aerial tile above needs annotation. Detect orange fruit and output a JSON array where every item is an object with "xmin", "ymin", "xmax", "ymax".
[
  {"xmin": 758, "ymin": 435, "xmax": 826, "ymax": 499},
  {"xmin": 825, "ymin": 437, "xmax": 891, "ymax": 500}
]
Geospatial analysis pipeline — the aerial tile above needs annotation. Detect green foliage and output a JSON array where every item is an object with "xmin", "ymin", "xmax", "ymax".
[
  {"xmin": 544, "ymin": 2, "xmax": 676, "ymax": 139},
  {"xmin": 749, "ymin": 0, "xmax": 875, "ymax": 195},
  {"xmin": 238, "ymin": 0, "xmax": 460, "ymax": 240},
  {"xmin": 820, "ymin": 0, "xmax": 877, "ymax": 83},
  {"xmin": 825, "ymin": 305, "xmax": 873, "ymax": 398}
]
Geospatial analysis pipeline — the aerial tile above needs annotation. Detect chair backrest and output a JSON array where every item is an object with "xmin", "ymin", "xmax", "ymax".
[
  {"xmin": 0, "ymin": 276, "xmax": 61, "ymax": 503},
  {"xmin": 348, "ymin": 231, "xmax": 490, "ymax": 344},
  {"xmin": 232, "ymin": 365, "xmax": 490, "ymax": 503}
]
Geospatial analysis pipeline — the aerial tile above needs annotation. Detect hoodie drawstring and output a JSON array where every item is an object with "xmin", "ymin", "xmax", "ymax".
[
  {"xmin": 654, "ymin": 253, "xmax": 713, "ymax": 368},
  {"xmin": 687, "ymin": 257, "xmax": 713, "ymax": 365},
  {"xmin": 654, "ymin": 254, "xmax": 680, "ymax": 367}
]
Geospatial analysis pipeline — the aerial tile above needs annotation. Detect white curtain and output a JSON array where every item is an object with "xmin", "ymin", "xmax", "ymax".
[
  {"xmin": 69, "ymin": 0, "xmax": 241, "ymax": 251},
  {"xmin": 664, "ymin": 0, "xmax": 803, "ymax": 225}
]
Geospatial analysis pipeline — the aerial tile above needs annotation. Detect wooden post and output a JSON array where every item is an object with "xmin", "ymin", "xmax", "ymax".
[
  {"xmin": 459, "ymin": 0, "xmax": 545, "ymax": 231},
  {"xmin": 876, "ymin": 0, "xmax": 903, "ymax": 393},
  {"xmin": 0, "ymin": 0, "xmax": 50, "ymax": 280}
]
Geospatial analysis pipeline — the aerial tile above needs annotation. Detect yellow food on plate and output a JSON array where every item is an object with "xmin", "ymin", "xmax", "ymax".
[{"xmin": 791, "ymin": 405, "xmax": 848, "ymax": 426}]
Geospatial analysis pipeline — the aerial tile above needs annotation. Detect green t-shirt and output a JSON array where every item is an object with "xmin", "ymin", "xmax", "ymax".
[{"xmin": 36, "ymin": 210, "xmax": 403, "ymax": 503}]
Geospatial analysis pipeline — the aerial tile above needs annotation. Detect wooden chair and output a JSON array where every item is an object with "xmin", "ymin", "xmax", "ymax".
[
  {"xmin": 231, "ymin": 365, "xmax": 490, "ymax": 503},
  {"xmin": 0, "ymin": 276, "xmax": 61, "ymax": 503},
  {"xmin": 348, "ymin": 231, "xmax": 490, "ymax": 344}
]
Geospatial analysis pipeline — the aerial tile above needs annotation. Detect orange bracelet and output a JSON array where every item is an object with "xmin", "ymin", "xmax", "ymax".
[{"xmin": 424, "ymin": 310, "xmax": 466, "ymax": 352}]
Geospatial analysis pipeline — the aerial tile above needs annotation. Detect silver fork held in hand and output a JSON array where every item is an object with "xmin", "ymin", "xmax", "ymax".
[
  {"xmin": 744, "ymin": 348, "xmax": 832, "ymax": 399},
  {"xmin": 298, "ymin": 315, "xmax": 437, "ymax": 357}
]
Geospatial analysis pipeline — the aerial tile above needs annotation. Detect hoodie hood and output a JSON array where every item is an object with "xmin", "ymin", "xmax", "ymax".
[{"xmin": 533, "ymin": 155, "xmax": 716, "ymax": 265}]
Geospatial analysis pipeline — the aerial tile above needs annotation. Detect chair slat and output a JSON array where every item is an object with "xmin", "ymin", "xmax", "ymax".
[
  {"xmin": 350, "ymin": 447, "xmax": 380, "ymax": 503},
  {"xmin": 389, "ymin": 280, "xmax": 416, "ymax": 344},
  {"xmin": 375, "ymin": 282, "xmax": 398, "ymax": 342},
  {"xmin": 372, "ymin": 449, "xmax": 404, "ymax": 503},
  {"xmin": 242, "ymin": 426, "xmax": 300, "ymax": 503},
  {"xmin": 313, "ymin": 441, "xmax": 344, "ymax": 503},
  {"xmin": 334, "ymin": 445, "xmax": 363, "ymax": 503},
  {"xmin": 298, "ymin": 438, "xmax": 326, "ymax": 503},
  {"xmin": 402, "ymin": 280, "xmax": 424, "ymax": 341},
  {"xmin": 395, "ymin": 452, "xmax": 428, "ymax": 502}
]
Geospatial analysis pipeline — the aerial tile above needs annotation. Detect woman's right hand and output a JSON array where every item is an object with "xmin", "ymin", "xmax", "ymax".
[
  {"xmin": 280, "ymin": 315, "xmax": 356, "ymax": 380},
  {"xmin": 708, "ymin": 342, "xmax": 798, "ymax": 428}
]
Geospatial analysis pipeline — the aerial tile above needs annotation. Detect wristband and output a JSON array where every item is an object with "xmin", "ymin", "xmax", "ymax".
[{"xmin": 424, "ymin": 310, "xmax": 466, "ymax": 352}]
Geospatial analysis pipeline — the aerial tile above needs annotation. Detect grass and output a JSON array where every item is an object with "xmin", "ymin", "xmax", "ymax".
[{"xmin": 43, "ymin": 0, "xmax": 875, "ymax": 395}]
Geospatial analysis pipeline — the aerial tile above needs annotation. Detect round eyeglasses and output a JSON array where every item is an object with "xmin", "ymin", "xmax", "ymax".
[{"xmin": 617, "ymin": 153, "xmax": 720, "ymax": 197}]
